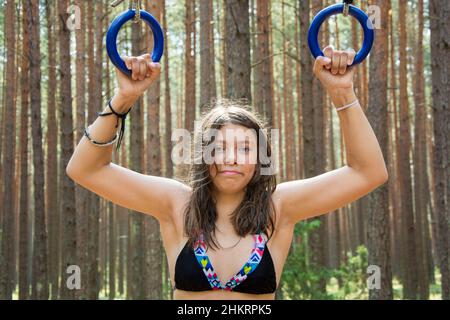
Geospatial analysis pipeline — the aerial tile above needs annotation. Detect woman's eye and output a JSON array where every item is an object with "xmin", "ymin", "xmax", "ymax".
[{"xmin": 214, "ymin": 144, "xmax": 251, "ymax": 153}]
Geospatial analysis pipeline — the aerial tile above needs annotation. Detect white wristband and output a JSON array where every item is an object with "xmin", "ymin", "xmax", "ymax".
[{"xmin": 335, "ymin": 99, "xmax": 359, "ymax": 111}]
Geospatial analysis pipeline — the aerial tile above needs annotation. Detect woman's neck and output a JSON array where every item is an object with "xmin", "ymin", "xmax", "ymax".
[{"xmin": 213, "ymin": 190, "xmax": 245, "ymax": 234}]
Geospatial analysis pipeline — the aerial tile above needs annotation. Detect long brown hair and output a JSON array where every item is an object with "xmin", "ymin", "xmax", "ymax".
[{"xmin": 183, "ymin": 99, "xmax": 277, "ymax": 250}]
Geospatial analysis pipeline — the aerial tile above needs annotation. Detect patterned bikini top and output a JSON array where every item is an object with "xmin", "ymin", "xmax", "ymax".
[{"xmin": 174, "ymin": 231, "xmax": 277, "ymax": 294}]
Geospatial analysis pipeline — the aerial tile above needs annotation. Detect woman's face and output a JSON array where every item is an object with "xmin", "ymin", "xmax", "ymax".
[{"xmin": 209, "ymin": 123, "xmax": 258, "ymax": 195}]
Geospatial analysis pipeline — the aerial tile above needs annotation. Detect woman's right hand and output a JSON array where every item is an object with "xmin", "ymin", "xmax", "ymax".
[{"xmin": 115, "ymin": 53, "xmax": 161, "ymax": 101}]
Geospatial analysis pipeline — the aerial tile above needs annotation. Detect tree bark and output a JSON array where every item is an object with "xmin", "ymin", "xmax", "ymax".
[
  {"xmin": 253, "ymin": 0, "xmax": 273, "ymax": 123},
  {"xmin": 413, "ymin": 0, "xmax": 430, "ymax": 299},
  {"xmin": 398, "ymin": 0, "xmax": 418, "ymax": 299},
  {"xmin": 58, "ymin": 0, "xmax": 77, "ymax": 300},
  {"xmin": 309, "ymin": 0, "xmax": 327, "ymax": 296},
  {"xmin": 162, "ymin": 0, "xmax": 173, "ymax": 179},
  {"xmin": 146, "ymin": 0, "xmax": 163, "ymax": 300},
  {"xmin": 225, "ymin": 0, "xmax": 251, "ymax": 103},
  {"xmin": 294, "ymin": 0, "xmax": 303, "ymax": 178},
  {"xmin": 18, "ymin": 0, "xmax": 30, "ymax": 300},
  {"xmin": 429, "ymin": 0, "xmax": 450, "ymax": 300},
  {"xmin": 366, "ymin": 0, "xmax": 393, "ymax": 300},
  {"xmin": 73, "ymin": 0, "xmax": 88, "ymax": 300},
  {"xmin": 44, "ymin": 0, "xmax": 61, "ymax": 300},
  {"xmin": 200, "ymin": 0, "xmax": 217, "ymax": 112},
  {"xmin": 126, "ymin": 12, "xmax": 147, "ymax": 299},
  {"xmin": 184, "ymin": 0, "xmax": 196, "ymax": 132},
  {"xmin": 0, "ymin": 0, "xmax": 17, "ymax": 300},
  {"xmin": 25, "ymin": 0, "xmax": 49, "ymax": 300}
]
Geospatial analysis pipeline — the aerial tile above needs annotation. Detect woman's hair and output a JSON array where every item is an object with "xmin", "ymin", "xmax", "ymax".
[{"xmin": 182, "ymin": 99, "xmax": 277, "ymax": 251}]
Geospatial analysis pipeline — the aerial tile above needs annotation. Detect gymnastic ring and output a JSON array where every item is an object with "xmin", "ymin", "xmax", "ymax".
[
  {"xmin": 106, "ymin": 9, "xmax": 164, "ymax": 77},
  {"xmin": 308, "ymin": 4, "xmax": 374, "ymax": 65}
]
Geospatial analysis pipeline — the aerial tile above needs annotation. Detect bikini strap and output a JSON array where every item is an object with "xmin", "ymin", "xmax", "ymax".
[{"xmin": 254, "ymin": 230, "xmax": 266, "ymax": 249}]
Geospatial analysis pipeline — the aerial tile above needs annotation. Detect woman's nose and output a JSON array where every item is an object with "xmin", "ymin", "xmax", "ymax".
[{"xmin": 224, "ymin": 148, "xmax": 236, "ymax": 164}]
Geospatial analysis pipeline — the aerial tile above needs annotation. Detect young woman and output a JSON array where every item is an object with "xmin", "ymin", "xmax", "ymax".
[{"xmin": 66, "ymin": 46, "xmax": 388, "ymax": 300}]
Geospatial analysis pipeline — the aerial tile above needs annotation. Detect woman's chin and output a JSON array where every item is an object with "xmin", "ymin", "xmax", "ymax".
[{"xmin": 214, "ymin": 183, "xmax": 246, "ymax": 195}]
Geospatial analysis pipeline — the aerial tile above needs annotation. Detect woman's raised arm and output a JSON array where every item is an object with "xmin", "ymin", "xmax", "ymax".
[
  {"xmin": 274, "ymin": 47, "xmax": 388, "ymax": 226},
  {"xmin": 66, "ymin": 54, "xmax": 190, "ymax": 223}
]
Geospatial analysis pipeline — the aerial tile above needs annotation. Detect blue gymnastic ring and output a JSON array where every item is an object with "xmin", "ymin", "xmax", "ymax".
[
  {"xmin": 106, "ymin": 9, "xmax": 164, "ymax": 76},
  {"xmin": 308, "ymin": 4, "xmax": 374, "ymax": 65}
]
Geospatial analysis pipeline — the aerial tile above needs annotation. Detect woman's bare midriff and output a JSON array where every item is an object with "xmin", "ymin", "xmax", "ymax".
[{"xmin": 173, "ymin": 289, "xmax": 275, "ymax": 300}]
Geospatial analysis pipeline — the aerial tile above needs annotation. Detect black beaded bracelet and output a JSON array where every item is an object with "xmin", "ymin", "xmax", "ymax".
[{"xmin": 97, "ymin": 99, "xmax": 132, "ymax": 150}]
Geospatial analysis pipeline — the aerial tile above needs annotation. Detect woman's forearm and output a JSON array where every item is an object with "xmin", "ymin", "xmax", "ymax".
[
  {"xmin": 329, "ymin": 88, "xmax": 388, "ymax": 181},
  {"xmin": 66, "ymin": 92, "xmax": 136, "ymax": 178}
]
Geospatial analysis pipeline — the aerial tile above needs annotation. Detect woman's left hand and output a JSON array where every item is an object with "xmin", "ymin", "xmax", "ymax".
[{"xmin": 313, "ymin": 46, "xmax": 356, "ymax": 95}]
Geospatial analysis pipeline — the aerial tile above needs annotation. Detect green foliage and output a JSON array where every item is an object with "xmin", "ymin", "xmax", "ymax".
[
  {"xmin": 280, "ymin": 222, "xmax": 373, "ymax": 300},
  {"xmin": 279, "ymin": 220, "xmax": 334, "ymax": 300},
  {"xmin": 330, "ymin": 246, "xmax": 369, "ymax": 299}
]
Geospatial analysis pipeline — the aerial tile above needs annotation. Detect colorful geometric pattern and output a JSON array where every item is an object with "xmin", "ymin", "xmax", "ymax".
[{"xmin": 193, "ymin": 231, "xmax": 266, "ymax": 291}]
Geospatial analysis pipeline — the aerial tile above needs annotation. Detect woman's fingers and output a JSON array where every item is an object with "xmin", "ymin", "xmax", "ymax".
[
  {"xmin": 323, "ymin": 46, "xmax": 333, "ymax": 70},
  {"xmin": 146, "ymin": 62, "xmax": 152, "ymax": 78},
  {"xmin": 137, "ymin": 54, "xmax": 152, "ymax": 78},
  {"xmin": 120, "ymin": 54, "xmax": 160, "ymax": 81},
  {"xmin": 313, "ymin": 56, "xmax": 332, "ymax": 75},
  {"xmin": 139, "ymin": 59, "xmax": 147, "ymax": 81},
  {"xmin": 124, "ymin": 55, "xmax": 150, "ymax": 80},
  {"xmin": 131, "ymin": 57, "xmax": 140, "ymax": 81},
  {"xmin": 331, "ymin": 51, "xmax": 340, "ymax": 75},
  {"xmin": 323, "ymin": 48, "xmax": 356, "ymax": 75},
  {"xmin": 123, "ymin": 55, "xmax": 132, "ymax": 70},
  {"xmin": 147, "ymin": 62, "xmax": 161, "ymax": 81},
  {"xmin": 142, "ymin": 53, "xmax": 152, "ymax": 62},
  {"xmin": 346, "ymin": 48, "xmax": 356, "ymax": 65},
  {"xmin": 339, "ymin": 52, "xmax": 348, "ymax": 75}
]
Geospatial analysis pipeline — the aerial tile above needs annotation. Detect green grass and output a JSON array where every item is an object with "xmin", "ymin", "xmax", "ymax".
[{"xmin": 326, "ymin": 269, "xmax": 443, "ymax": 300}]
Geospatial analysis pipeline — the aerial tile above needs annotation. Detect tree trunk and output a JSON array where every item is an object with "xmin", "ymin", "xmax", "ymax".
[
  {"xmin": 413, "ymin": 0, "xmax": 430, "ymax": 300},
  {"xmin": 200, "ymin": 0, "xmax": 217, "ymax": 112},
  {"xmin": 351, "ymin": 9, "xmax": 365, "ymax": 248},
  {"xmin": 146, "ymin": 0, "xmax": 163, "ymax": 300},
  {"xmin": 0, "ymin": 0, "xmax": 17, "ymax": 300},
  {"xmin": 294, "ymin": 0, "xmax": 303, "ymax": 178},
  {"xmin": 387, "ymin": 7, "xmax": 401, "ymax": 278},
  {"xmin": 398, "ymin": 0, "xmax": 418, "ymax": 299},
  {"xmin": 162, "ymin": 0, "xmax": 173, "ymax": 179},
  {"xmin": 225, "ymin": 0, "xmax": 251, "ymax": 103},
  {"xmin": 108, "ymin": 200, "xmax": 116, "ymax": 299},
  {"xmin": 25, "ymin": 0, "xmax": 49, "ymax": 300},
  {"xmin": 18, "ymin": 0, "xmax": 30, "ymax": 300},
  {"xmin": 161, "ymin": 0, "xmax": 173, "ymax": 297},
  {"xmin": 58, "ymin": 0, "xmax": 77, "ymax": 300},
  {"xmin": 219, "ymin": 0, "xmax": 227, "ymax": 98},
  {"xmin": 119, "ymin": 147, "xmax": 128, "ymax": 297},
  {"xmin": 184, "ymin": 0, "xmax": 196, "ymax": 132},
  {"xmin": 127, "ymin": 13, "xmax": 147, "ymax": 299},
  {"xmin": 366, "ymin": 0, "xmax": 393, "ymax": 300},
  {"xmin": 299, "ymin": 0, "xmax": 313, "ymax": 178},
  {"xmin": 253, "ymin": 0, "xmax": 273, "ymax": 123},
  {"xmin": 73, "ymin": 0, "xmax": 88, "ymax": 300},
  {"xmin": 280, "ymin": 3, "xmax": 287, "ymax": 182},
  {"xmin": 309, "ymin": 0, "xmax": 327, "ymax": 296},
  {"xmin": 429, "ymin": 0, "xmax": 450, "ymax": 300},
  {"xmin": 44, "ymin": 0, "xmax": 60, "ymax": 300}
]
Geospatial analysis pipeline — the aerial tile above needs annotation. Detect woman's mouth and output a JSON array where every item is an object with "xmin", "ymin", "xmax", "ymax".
[{"xmin": 219, "ymin": 170, "xmax": 242, "ymax": 176}]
